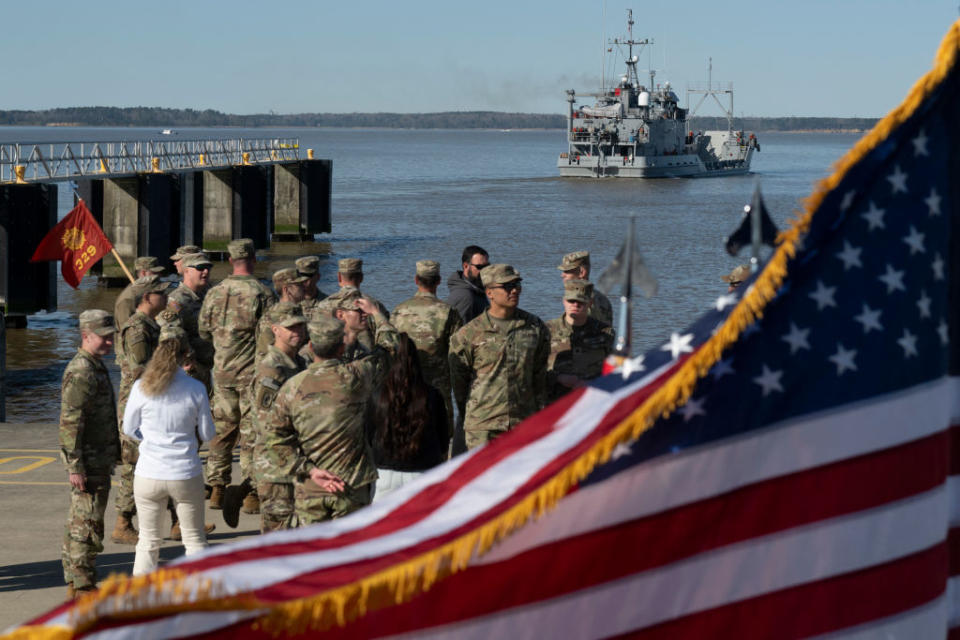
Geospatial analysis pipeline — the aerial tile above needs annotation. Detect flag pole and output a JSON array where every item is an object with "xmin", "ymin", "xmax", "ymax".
[{"xmin": 72, "ymin": 189, "xmax": 135, "ymax": 285}]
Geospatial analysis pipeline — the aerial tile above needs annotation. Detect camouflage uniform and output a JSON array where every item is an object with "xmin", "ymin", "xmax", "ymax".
[
  {"xmin": 114, "ymin": 274, "xmax": 160, "ymax": 354},
  {"xmin": 262, "ymin": 313, "xmax": 399, "ymax": 526},
  {"xmin": 296, "ymin": 255, "xmax": 329, "ymax": 322},
  {"xmin": 60, "ymin": 323, "xmax": 120, "ymax": 590},
  {"xmin": 251, "ymin": 344, "xmax": 308, "ymax": 532},
  {"xmin": 449, "ymin": 268, "xmax": 550, "ymax": 449},
  {"xmin": 255, "ymin": 268, "xmax": 308, "ymax": 365},
  {"xmin": 115, "ymin": 310, "xmax": 161, "ymax": 516},
  {"xmin": 590, "ymin": 290, "xmax": 614, "ymax": 327},
  {"xmin": 167, "ymin": 282, "xmax": 213, "ymax": 389},
  {"xmin": 391, "ymin": 287, "xmax": 462, "ymax": 435},
  {"xmin": 316, "ymin": 285, "xmax": 389, "ymax": 350},
  {"xmin": 199, "ymin": 259, "xmax": 277, "ymax": 488},
  {"xmin": 300, "ymin": 296, "xmax": 328, "ymax": 323},
  {"xmin": 545, "ymin": 316, "xmax": 614, "ymax": 401}
]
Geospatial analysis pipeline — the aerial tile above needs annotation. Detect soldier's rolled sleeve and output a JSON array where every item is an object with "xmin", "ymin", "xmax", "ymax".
[
  {"xmin": 59, "ymin": 374, "xmax": 91, "ymax": 474},
  {"xmin": 448, "ymin": 333, "xmax": 472, "ymax": 417}
]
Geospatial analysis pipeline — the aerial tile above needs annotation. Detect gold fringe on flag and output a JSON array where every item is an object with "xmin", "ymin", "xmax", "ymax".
[{"xmin": 5, "ymin": 17, "xmax": 959, "ymax": 640}]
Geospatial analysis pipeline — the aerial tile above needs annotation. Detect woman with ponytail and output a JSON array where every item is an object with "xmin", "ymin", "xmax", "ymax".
[{"xmin": 122, "ymin": 325, "xmax": 215, "ymax": 575}]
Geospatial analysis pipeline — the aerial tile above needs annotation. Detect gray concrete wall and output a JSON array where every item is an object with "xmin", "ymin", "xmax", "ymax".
[
  {"xmin": 202, "ymin": 170, "xmax": 233, "ymax": 252},
  {"xmin": 102, "ymin": 178, "xmax": 139, "ymax": 279},
  {"xmin": 274, "ymin": 163, "xmax": 300, "ymax": 234}
]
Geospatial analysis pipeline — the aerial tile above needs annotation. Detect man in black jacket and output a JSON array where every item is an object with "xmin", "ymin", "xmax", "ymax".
[{"xmin": 446, "ymin": 245, "xmax": 490, "ymax": 324}]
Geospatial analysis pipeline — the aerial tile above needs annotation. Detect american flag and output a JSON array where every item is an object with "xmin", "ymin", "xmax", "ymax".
[{"xmin": 9, "ymin": 20, "xmax": 960, "ymax": 640}]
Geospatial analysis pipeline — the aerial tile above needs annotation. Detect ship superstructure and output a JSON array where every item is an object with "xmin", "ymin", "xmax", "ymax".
[{"xmin": 558, "ymin": 10, "xmax": 759, "ymax": 178}]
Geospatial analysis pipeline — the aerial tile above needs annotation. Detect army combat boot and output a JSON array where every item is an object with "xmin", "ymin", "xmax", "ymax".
[
  {"xmin": 111, "ymin": 513, "xmax": 139, "ymax": 545},
  {"xmin": 209, "ymin": 485, "xmax": 225, "ymax": 510}
]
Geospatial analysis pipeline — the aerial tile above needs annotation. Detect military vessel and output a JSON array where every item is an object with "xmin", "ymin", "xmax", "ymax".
[{"xmin": 558, "ymin": 10, "xmax": 759, "ymax": 178}]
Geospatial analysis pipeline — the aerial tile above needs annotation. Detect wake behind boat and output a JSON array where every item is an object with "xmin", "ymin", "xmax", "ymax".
[{"xmin": 558, "ymin": 9, "xmax": 760, "ymax": 178}]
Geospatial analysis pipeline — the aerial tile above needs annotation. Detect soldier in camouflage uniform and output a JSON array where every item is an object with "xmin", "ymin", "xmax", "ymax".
[
  {"xmin": 557, "ymin": 251, "xmax": 614, "ymax": 327},
  {"xmin": 545, "ymin": 280, "xmax": 615, "ymax": 402},
  {"xmin": 170, "ymin": 244, "xmax": 202, "ymax": 276},
  {"xmin": 449, "ymin": 264, "xmax": 550, "ymax": 450},
  {"xmin": 262, "ymin": 299, "xmax": 399, "ymax": 526},
  {"xmin": 391, "ymin": 260, "xmax": 462, "ymax": 436},
  {"xmin": 114, "ymin": 256, "xmax": 166, "ymax": 334},
  {"xmin": 60, "ymin": 310, "xmax": 121, "ymax": 599},
  {"xmin": 295, "ymin": 255, "xmax": 328, "ymax": 322},
  {"xmin": 314, "ymin": 258, "xmax": 389, "ymax": 350},
  {"xmin": 255, "ymin": 268, "xmax": 307, "ymax": 365},
  {"xmin": 198, "ymin": 239, "xmax": 276, "ymax": 509},
  {"xmin": 167, "ymin": 252, "xmax": 214, "ymax": 391},
  {"xmin": 112, "ymin": 280, "xmax": 171, "ymax": 544},
  {"xmin": 239, "ymin": 303, "xmax": 309, "ymax": 532}
]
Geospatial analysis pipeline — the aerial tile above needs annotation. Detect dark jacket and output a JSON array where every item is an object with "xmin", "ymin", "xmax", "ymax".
[{"xmin": 446, "ymin": 270, "xmax": 488, "ymax": 324}]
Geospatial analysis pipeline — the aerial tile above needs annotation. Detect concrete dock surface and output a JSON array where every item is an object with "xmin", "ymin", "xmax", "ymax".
[{"xmin": 0, "ymin": 422, "xmax": 261, "ymax": 630}]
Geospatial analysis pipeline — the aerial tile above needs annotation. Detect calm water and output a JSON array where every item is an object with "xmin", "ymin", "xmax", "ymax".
[{"xmin": 0, "ymin": 126, "xmax": 860, "ymax": 421}]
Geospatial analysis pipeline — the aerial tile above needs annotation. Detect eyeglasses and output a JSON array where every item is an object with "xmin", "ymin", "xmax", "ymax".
[{"xmin": 493, "ymin": 282, "xmax": 522, "ymax": 292}]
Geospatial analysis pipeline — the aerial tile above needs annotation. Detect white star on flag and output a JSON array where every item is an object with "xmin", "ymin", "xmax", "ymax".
[
  {"xmin": 611, "ymin": 442, "xmax": 633, "ymax": 460},
  {"xmin": 621, "ymin": 355, "xmax": 646, "ymax": 380},
  {"xmin": 836, "ymin": 241, "xmax": 863, "ymax": 270},
  {"xmin": 903, "ymin": 226, "xmax": 926, "ymax": 255},
  {"xmin": 840, "ymin": 190, "xmax": 855, "ymax": 211},
  {"xmin": 912, "ymin": 130, "xmax": 929, "ymax": 156},
  {"xmin": 897, "ymin": 329, "xmax": 919, "ymax": 358},
  {"xmin": 715, "ymin": 293, "xmax": 738, "ymax": 312},
  {"xmin": 828, "ymin": 344, "xmax": 858, "ymax": 375},
  {"xmin": 782, "ymin": 323, "xmax": 811, "ymax": 354},
  {"xmin": 887, "ymin": 165, "xmax": 908, "ymax": 194},
  {"xmin": 711, "ymin": 358, "xmax": 735, "ymax": 380},
  {"xmin": 862, "ymin": 202, "xmax": 886, "ymax": 230},
  {"xmin": 661, "ymin": 333, "xmax": 694, "ymax": 360},
  {"xmin": 938, "ymin": 321, "xmax": 949, "ymax": 345},
  {"xmin": 753, "ymin": 365, "xmax": 784, "ymax": 397},
  {"xmin": 680, "ymin": 397, "xmax": 706, "ymax": 422},
  {"xmin": 878, "ymin": 265, "xmax": 906, "ymax": 293},
  {"xmin": 925, "ymin": 188, "xmax": 941, "ymax": 216},
  {"xmin": 917, "ymin": 291, "xmax": 932, "ymax": 319},
  {"xmin": 854, "ymin": 304, "xmax": 883, "ymax": 333},
  {"xmin": 809, "ymin": 281, "xmax": 837, "ymax": 310},
  {"xmin": 932, "ymin": 254, "xmax": 945, "ymax": 280}
]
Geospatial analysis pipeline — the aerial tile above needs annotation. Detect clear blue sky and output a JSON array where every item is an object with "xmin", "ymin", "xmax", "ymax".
[{"xmin": 2, "ymin": 0, "xmax": 956, "ymax": 117}]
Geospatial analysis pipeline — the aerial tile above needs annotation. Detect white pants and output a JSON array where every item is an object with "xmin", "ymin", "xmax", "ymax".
[
  {"xmin": 133, "ymin": 474, "xmax": 207, "ymax": 576},
  {"xmin": 373, "ymin": 468, "xmax": 423, "ymax": 503}
]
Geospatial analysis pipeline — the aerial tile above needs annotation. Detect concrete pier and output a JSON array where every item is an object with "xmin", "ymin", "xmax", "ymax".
[{"xmin": 0, "ymin": 184, "xmax": 58, "ymax": 313}]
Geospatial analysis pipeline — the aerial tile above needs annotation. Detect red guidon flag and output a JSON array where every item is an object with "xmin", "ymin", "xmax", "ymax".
[{"xmin": 30, "ymin": 200, "xmax": 112, "ymax": 288}]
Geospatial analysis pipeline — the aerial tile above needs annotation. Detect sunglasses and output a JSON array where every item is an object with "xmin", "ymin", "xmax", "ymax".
[
  {"xmin": 470, "ymin": 262, "xmax": 489, "ymax": 270},
  {"xmin": 493, "ymin": 282, "xmax": 522, "ymax": 292}
]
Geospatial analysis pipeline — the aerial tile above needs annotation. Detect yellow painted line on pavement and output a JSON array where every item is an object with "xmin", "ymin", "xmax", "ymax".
[
  {"xmin": 0, "ymin": 448, "xmax": 59, "ymax": 453},
  {"xmin": 0, "ymin": 456, "xmax": 56, "ymax": 473}
]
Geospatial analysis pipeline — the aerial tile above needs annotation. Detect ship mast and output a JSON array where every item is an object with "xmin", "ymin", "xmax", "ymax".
[{"xmin": 612, "ymin": 9, "xmax": 649, "ymax": 88}]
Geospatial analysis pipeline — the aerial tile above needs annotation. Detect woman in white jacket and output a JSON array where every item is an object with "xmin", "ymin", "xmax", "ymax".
[{"xmin": 122, "ymin": 325, "xmax": 215, "ymax": 575}]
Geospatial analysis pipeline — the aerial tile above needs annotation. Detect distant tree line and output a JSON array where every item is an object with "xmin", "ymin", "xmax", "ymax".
[{"xmin": 0, "ymin": 107, "xmax": 879, "ymax": 132}]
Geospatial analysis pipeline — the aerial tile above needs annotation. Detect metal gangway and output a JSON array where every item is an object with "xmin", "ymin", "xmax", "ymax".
[{"xmin": 0, "ymin": 137, "xmax": 303, "ymax": 183}]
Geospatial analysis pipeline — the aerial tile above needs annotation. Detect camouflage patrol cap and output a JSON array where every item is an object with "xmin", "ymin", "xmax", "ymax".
[
  {"xmin": 228, "ymin": 238, "xmax": 256, "ymax": 259},
  {"xmin": 156, "ymin": 308, "xmax": 182, "ymax": 328},
  {"xmin": 295, "ymin": 255, "xmax": 320, "ymax": 276},
  {"xmin": 181, "ymin": 252, "xmax": 213, "ymax": 269},
  {"xmin": 170, "ymin": 245, "xmax": 201, "ymax": 261},
  {"xmin": 336, "ymin": 290, "xmax": 363, "ymax": 311},
  {"xmin": 134, "ymin": 256, "xmax": 165, "ymax": 273},
  {"xmin": 266, "ymin": 301, "xmax": 307, "ymax": 328},
  {"xmin": 140, "ymin": 280, "xmax": 173, "ymax": 296},
  {"xmin": 338, "ymin": 258, "xmax": 363, "ymax": 274},
  {"xmin": 480, "ymin": 264, "xmax": 522, "ymax": 288},
  {"xmin": 78, "ymin": 309, "xmax": 116, "ymax": 336},
  {"xmin": 273, "ymin": 268, "xmax": 308, "ymax": 288},
  {"xmin": 557, "ymin": 251, "xmax": 590, "ymax": 272},
  {"xmin": 722, "ymin": 264, "xmax": 751, "ymax": 285},
  {"xmin": 159, "ymin": 324, "xmax": 187, "ymax": 344},
  {"xmin": 307, "ymin": 315, "xmax": 346, "ymax": 352},
  {"xmin": 416, "ymin": 260, "xmax": 440, "ymax": 278},
  {"xmin": 563, "ymin": 278, "xmax": 594, "ymax": 303}
]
